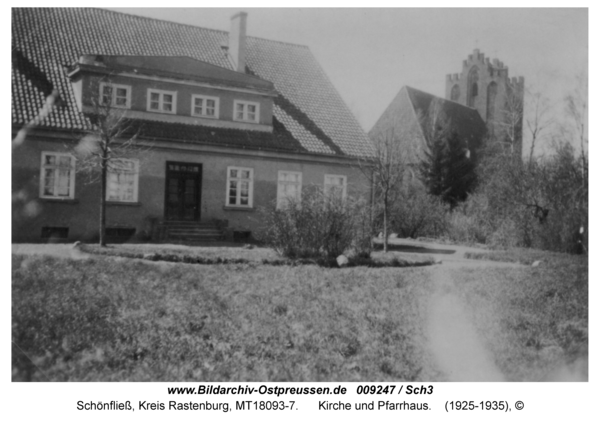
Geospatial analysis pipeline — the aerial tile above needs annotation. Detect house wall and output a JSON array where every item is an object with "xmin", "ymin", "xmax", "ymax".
[
  {"xmin": 12, "ymin": 135, "xmax": 369, "ymax": 243},
  {"xmin": 80, "ymin": 74, "xmax": 274, "ymax": 126}
]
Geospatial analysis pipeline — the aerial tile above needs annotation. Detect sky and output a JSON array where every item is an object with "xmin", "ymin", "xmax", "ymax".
[{"xmin": 110, "ymin": 8, "xmax": 588, "ymax": 153}]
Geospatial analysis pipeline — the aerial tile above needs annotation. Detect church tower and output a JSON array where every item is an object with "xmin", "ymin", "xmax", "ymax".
[{"xmin": 445, "ymin": 49, "xmax": 524, "ymax": 156}]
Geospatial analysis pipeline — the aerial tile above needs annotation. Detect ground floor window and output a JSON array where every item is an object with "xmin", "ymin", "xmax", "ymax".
[
  {"xmin": 226, "ymin": 167, "xmax": 253, "ymax": 207},
  {"xmin": 107, "ymin": 159, "xmax": 139, "ymax": 202},
  {"xmin": 40, "ymin": 152, "xmax": 75, "ymax": 199},
  {"xmin": 277, "ymin": 171, "xmax": 302, "ymax": 209},
  {"xmin": 324, "ymin": 174, "xmax": 347, "ymax": 200}
]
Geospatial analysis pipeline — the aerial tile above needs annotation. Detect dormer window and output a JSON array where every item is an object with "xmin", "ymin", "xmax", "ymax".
[
  {"xmin": 147, "ymin": 89, "xmax": 177, "ymax": 114},
  {"xmin": 192, "ymin": 94, "xmax": 219, "ymax": 119},
  {"xmin": 99, "ymin": 82, "xmax": 131, "ymax": 109},
  {"xmin": 234, "ymin": 100, "xmax": 259, "ymax": 123}
]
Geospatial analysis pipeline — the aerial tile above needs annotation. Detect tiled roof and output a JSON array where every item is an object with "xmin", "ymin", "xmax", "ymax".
[
  {"xmin": 116, "ymin": 117, "xmax": 306, "ymax": 153},
  {"xmin": 12, "ymin": 8, "xmax": 372, "ymax": 157},
  {"xmin": 73, "ymin": 54, "xmax": 276, "ymax": 93}
]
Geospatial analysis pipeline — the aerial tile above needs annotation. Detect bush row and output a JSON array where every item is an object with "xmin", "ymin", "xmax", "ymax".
[{"xmin": 80, "ymin": 244, "xmax": 434, "ymax": 268}]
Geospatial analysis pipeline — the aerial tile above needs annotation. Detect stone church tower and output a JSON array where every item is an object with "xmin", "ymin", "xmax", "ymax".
[{"xmin": 445, "ymin": 49, "xmax": 524, "ymax": 156}]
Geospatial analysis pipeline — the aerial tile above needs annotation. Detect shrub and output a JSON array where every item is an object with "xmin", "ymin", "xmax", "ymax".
[
  {"xmin": 461, "ymin": 142, "xmax": 588, "ymax": 253},
  {"xmin": 390, "ymin": 183, "xmax": 449, "ymax": 239},
  {"xmin": 442, "ymin": 192, "xmax": 492, "ymax": 245},
  {"xmin": 260, "ymin": 187, "xmax": 373, "ymax": 259}
]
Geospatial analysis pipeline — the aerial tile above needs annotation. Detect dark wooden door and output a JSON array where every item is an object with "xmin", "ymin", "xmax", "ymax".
[{"xmin": 165, "ymin": 162, "xmax": 202, "ymax": 221}]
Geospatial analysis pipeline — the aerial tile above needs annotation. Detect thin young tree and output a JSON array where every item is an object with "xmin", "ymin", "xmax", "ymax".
[
  {"xmin": 360, "ymin": 128, "xmax": 409, "ymax": 252},
  {"xmin": 74, "ymin": 80, "xmax": 143, "ymax": 246}
]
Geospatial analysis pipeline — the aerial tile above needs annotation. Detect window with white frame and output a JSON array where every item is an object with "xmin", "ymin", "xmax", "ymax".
[
  {"xmin": 147, "ymin": 89, "xmax": 177, "ymax": 114},
  {"xmin": 99, "ymin": 82, "xmax": 131, "ymax": 109},
  {"xmin": 233, "ymin": 100, "xmax": 259, "ymax": 123},
  {"xmin": 107, "ymin": 159, "xmax": 139, "ymax": 202},
  {"xmin": 226, "ymin": 167, "xmax": 253, "ymax": 207},
  {"xmin": 191, "ymin": 94, "xmax": 219, "ymax": 118},
  {"xmin": 324, "ymin": 174, "xmax": 347, "ymax": 200},
  {"xmin": 40, "ymin": 152, "xmax": 75, "ymax": 199},
  {"xmin": 277, "ymin": 171, "xmax": 302, "ymax": 209}
]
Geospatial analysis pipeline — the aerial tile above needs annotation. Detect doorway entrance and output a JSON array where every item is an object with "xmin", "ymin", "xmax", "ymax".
[{"xmin": 164, "ymin": 162, "xmax": 202, "ymax": 221}]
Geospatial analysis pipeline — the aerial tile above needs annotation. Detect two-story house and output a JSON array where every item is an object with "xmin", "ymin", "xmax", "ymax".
[{"xmin": 12, "ymin": 9, "xmax": 373, "ymax": 243}]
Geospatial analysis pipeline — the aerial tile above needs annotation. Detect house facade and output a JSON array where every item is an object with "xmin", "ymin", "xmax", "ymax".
[{"xmin": 12, "ymin": 9, "xmax": 372, "ymax": 243}]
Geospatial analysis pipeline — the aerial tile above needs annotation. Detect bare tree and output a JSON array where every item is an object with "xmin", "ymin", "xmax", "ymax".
[
  {"xmin": 564, "ymin": 73, "xmax": 588, "ymax": 181},
  {"xmin": 525, "ymin": 89, "xmax": 553, "ymax": 165},
  {"xmin": 494, "ymin": 83, "xmax": 524, "ymax": 156},
  {"xmin": 360, "ymin": 128, "xmax": 409, "ymax": 252},
  {"xmin": 74, "ymin": 80, "xmax": 143, "ymax": 246},
  {"xmin": 564, "ymin": 73, "xmax": 588, "ymax": 251}
]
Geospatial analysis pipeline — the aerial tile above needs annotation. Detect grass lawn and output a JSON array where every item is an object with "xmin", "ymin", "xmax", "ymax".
[
  {"xmin": 465, "ymin": 248, "xmax": 577, "ymax": 266},
  {"xmin": 12, "ymin": 253, "xmax": 438, "ymax": 381},
  {"xmin": 454, "ymin": 250, "xmax": 588, "ymax": 381}
]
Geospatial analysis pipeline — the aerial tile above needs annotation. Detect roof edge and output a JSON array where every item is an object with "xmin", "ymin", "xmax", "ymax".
[
  {"xmin": 100, "ymin": 8, "xmax": 310, "ymax": 50},
  {"xmin": 404, "ymin": 85, "xmax": 480, "ymax": 114}
]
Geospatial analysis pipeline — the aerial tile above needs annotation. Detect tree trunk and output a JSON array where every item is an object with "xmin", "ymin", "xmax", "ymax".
[
  {"xmin": 370, "ymin": 175, "xmax": 376, "ymax": 253},
  {"xmin": 383, "ymin": 191, "xmax": 388, "ymax": 253},
  {"xmin": 529, "ymin": 134, "xmax": 536, "ymax": 166},
  {"xmin": 99, "ymin": 152, "xmax": 107, "ymax": 247}
]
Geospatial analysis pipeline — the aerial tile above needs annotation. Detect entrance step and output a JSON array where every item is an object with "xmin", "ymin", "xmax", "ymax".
[{"xmin": 162, "ymin": 220, "xmax": 225, "ymax": 243}]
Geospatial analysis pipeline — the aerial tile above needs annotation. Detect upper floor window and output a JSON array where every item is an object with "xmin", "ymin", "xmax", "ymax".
[
  {"xmin": 147, "ymin": 89, "xmax": 177, "ymax": 114},
  {"xmin": 277, "ymin": 171, "xmax": 302, "ymax": 209},
  {"xmin": 233, "ymin": 100, "xmax": 259, "ymax": 123},
  {"xmin": 40, "ymin": 152, "xmax": 75, "ymax": 199},
  {"xmin": 107, "ymin": 159, "xmax": 139, "ymax": 203},
  {"xmin": 226, "ymin": 167, "xmax": 253, "ymax": 207},
  {"xmin": 99, "ymin": 82, "xmax": 131, "ymax": 109},
  {"xmin": 324, "ymin": 174, "xmax": 347, "ymax": 201},
  {"xmin": 191, "ymin": 94, "xmax": 219, "ymax": 119}
]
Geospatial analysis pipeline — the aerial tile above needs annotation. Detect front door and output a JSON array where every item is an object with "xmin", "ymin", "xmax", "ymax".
[{"xmin": 165, "ymin": 162, "xmax": 202, "ymax": 221}]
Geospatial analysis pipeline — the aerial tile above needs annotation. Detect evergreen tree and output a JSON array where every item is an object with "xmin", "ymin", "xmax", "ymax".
[{"xmin": 420, "ymin": 131, "xmax": 477, "ymax": 208}]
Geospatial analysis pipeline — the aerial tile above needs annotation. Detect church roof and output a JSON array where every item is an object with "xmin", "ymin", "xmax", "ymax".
[
  {"xmin": 368, "ymin": 86, "xmax": 487, "ymax": 163},
  {"xmin": 12, "ymin": 8, "xmax": 372, "ymax": 158},
  {"xmin": 404, "ymin": 86, "xmax": 487, "ymax": 149}
]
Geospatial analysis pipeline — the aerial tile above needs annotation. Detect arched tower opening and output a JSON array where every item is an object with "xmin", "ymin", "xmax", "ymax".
[
  {"xmin": 486, "ymin": 81, "xmax": 498, "ymax": 121},
  {"xmin": 467, "ymin": 66, "xmax": 479, "ymax": 107},
  {"xmin": 450, "ymin": 84, "xmax": 460, "ymax": 101}
]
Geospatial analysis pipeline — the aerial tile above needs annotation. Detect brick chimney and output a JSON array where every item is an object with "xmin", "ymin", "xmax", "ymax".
[{"xmin": 229, "ymin": 12, "xmax": 247, "ymax": 72}]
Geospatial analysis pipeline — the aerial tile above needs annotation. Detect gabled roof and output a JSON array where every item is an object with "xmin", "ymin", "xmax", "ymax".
[
  {"xmin": 369, "ymin": 86, "xmax": 486, "ymax": 163},
  {"xmin": 404, "ymin": 86, "xmax": 487, "ymax": 149},
  {"xmin": 12, "ymin": 8, "xmax": 371, "ymax": 158}
]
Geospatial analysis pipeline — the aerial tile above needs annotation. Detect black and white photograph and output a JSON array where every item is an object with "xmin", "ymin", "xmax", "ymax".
[{"xmin": 10, "ymin": 5, "xmax": 590, "ymax": 408}]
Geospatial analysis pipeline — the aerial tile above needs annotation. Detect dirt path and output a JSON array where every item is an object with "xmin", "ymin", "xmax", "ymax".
[
  {"xmin": 427, "ymin": 261, "xmax": 506, "ymax": 381},
  {"xmin": 382, "ymin": 238, "xmax": 520, "ymax": 381}
]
